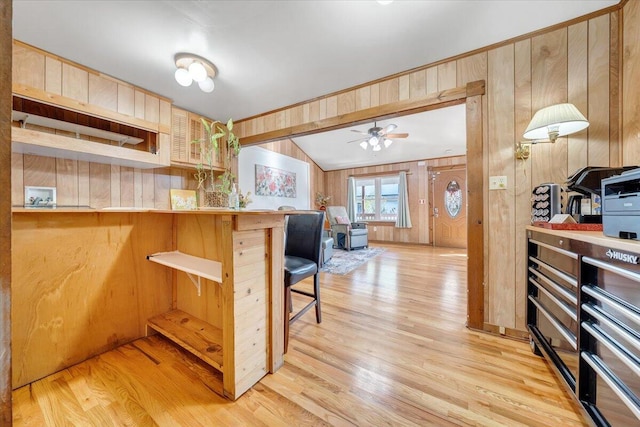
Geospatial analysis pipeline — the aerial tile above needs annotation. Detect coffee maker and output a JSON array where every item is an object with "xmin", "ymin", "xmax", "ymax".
[{"xmin": 564, "ymin": 166, "xmax": 635, "ymax": 223}]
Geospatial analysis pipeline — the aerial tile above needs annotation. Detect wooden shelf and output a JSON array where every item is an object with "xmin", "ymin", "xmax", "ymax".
[
  {"xmin": 147, "ymin": 250, "xmax": 221, "ymax": 296},
  {"xmin": 147, "ymin": 251, "xmax": 221, "ymax": 282},
  {"xmin": 147, "ymin": 309, "xmax": 223, "ymax": 372},
  {"xmin": 12, "ymin": 127, "xmax": 169, "ymax": 169}
]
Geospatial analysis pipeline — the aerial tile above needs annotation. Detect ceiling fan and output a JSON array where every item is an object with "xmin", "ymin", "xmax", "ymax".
[{"xmin": 347, "ymin": 122, "xmax": 409, "ymax": 151}]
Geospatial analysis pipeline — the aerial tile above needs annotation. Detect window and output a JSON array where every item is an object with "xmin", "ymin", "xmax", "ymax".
[{"xmin": 355, "ymin": 175, "xmax": 399, "ymax": 221}]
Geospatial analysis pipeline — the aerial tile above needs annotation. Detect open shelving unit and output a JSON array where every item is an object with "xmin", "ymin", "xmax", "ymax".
[{"xmin": 146, "ymin": 250, "xmax": 224, "ymax": 372}]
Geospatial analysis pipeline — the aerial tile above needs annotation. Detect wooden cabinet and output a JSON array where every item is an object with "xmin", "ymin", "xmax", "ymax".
[
  {"xmin": 170, "ymin": 107, "xmax": 225, "ymax": 170},
  {"xmin": 12, "ymin": 40, "xmax": 172, "ymax": 169}
]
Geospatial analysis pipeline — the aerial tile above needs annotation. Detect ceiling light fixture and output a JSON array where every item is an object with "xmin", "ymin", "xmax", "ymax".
[
  {"xmin": 174, "ymin": 53, "xmax": 217, "ymax": 93},
  {"xmin": 516, "ymin": 103, "xmax": 589, "ymax": 160}
]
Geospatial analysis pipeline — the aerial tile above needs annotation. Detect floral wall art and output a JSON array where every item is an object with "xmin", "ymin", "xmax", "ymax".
[
  {"xmin": 238, "ymin": 146, "xmax": 310, "ymax": 210},
  {"xmin": 255, "ymin": 164, "xmax": 297, "ymax": 198}
]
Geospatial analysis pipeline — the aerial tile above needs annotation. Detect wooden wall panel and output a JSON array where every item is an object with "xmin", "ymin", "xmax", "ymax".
[
  {"xmin": 12, "ymin": 42, "xmax": 44, "ymax": 90},
  {"xmin": 44, "ymin": 56, "xmax": 62, "ymax": 95},
  {"xmin": 134, "ymin": 90, "xmax": 145, "ymax": 120},
  {"xmin": 12, "ymin": 212, "xmax": 174, "ymax": 388},
  {"xmin": 56, "ymin": 158, "xmax": 79, "ymax": 207},
  {"xmin": 89, "ymin": 162, "xmax": 111, "ymax": 209},
  {"xmin": 588, "ymin": 14, "xmax": 611, "ymax": 166},
  {"xmin": 530, "ymin": 28, "xmax": 568, "ymax": 188},
  {"xmin": 120, "ymin": 166, "xmax": 135, "ymax": 207},
  {"xmin": 337, "ymin": 91, "xmax": 356, "ymax": 115},
  {"xmin": 409, "ymin": 69, "xmax": 426, "ymax": 99},
  {"xmin": 487, "ymin": 45, "xmax": 516, "ymax": 327},
  {"xmin": 144, "ymin": 94, "xmax": 160, "ymax": 124},
  {"xmin": 88, "ymin": 74, "xmax": 117, "ymax": 112},
  {"xmin": 622, "ymin": 0, "xmax": 640, "ymax": 165},
  {"xmin": 110, "ymin": 165, "xmax": 121, "ymax": 207},
  {"xmin": 437, "ymin": 61, "xmax": 457, "ymax": 90},
  {"xmin": 355, "ymin": 86, "xmax": 371, "ymax": 110},
  {"xmin": 61, "ymin": 63, "xmax": 88, "ymax": 103},
  {"xmin": 567, "ymin": 21, "xmax": 589, "ymax": 174},
  {"xmin": 514, "ymin": 39, "xmax": 532, "ymax": 331},
  {"xmin": 456, "ymin": 52, "xmax": 487, "ymax": 87},
  {"xmin": 117, "ymin": 84, "xmax": 135, "ymax": 117}
]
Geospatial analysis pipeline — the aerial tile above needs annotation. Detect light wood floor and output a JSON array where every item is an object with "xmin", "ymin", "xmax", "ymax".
[{"xmin": 12, "ymin": 243, "xmax": 587, "ymax": 426}]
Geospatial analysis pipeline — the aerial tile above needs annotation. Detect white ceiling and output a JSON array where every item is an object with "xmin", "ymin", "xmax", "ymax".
[
  {"xmin": 292, "ymin": 104, "xmax": 467, "ymax": 170},
  {"xmin": 12, "ymin": 0, "xmax": 619, "ymax": 170}
]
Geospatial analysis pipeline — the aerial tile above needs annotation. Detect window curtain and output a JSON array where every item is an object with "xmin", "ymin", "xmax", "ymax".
[
  {"xmin": 395, "ymin": 171, "xmax": 412, "ymax": 228},
  {"xmin": 347, "ymin": 176, "xmax": 357, "ymax": 222}
]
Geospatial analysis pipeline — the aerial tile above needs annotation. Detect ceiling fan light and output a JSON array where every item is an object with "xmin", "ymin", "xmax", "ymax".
[
  {"xmin": 373, "ymin": 144, "xmax": 382, "ymax": 152},
  {"xmin": 369, "ymin": 136, "xmax": 379, "ymax": 146},
  {"xmin": 198, "ymin": 76, "xmax": 215, "ymax": 93},
  {"xmin": 384, "ymin": 138, "xmax": 393, "ymax": 148},
  {"xmin": 188, "ymin": 61, "xmax": 207, "ymax": 82},
  {"xmin": 359, "ymin": 140, "xmax": 368, "ymax": 150},
  {"xmin": 174, "ymin": 67, "xmax": 192, "ymax": 87}
]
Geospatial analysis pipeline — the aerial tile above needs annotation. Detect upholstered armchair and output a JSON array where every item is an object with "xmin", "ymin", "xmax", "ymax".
[{"xmin": 325, "ymin": 206, "xmax": 368, "ymax": 251}]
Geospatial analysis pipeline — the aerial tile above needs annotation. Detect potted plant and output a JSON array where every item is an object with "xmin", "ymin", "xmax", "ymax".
[{"xmin": 193, "ymin": 118, "xmax": 241, "ymax": 207}]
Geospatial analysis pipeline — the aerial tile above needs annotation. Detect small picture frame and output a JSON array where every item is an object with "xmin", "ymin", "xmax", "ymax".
[
  {"xmin": 170, "ymin": 189, "xmax": 197, "ymax": 210},
  {"xmin": 24, "ymin": 186, "xmax": 57, "ymax": 208}
]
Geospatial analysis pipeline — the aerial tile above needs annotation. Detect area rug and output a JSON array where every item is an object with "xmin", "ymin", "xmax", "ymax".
[{"xmin": 321, "ymin": 247, "xmax": 386, "ymax": 275}]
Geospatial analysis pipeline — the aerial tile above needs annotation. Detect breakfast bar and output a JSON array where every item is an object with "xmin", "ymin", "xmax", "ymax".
[{"xmin": 11, "ymin": 208, "xmax": 285, "ymax": 400}]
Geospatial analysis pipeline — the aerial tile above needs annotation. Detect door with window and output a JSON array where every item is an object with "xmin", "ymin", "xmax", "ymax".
[{"xmin": 431, "ymin": 167, "xmax": 467, "ymax": 248}]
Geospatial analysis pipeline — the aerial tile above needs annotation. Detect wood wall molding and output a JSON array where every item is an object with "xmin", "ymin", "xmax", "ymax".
[{"xmin": 0, "ymin": 0, "xmax": 12, "ymax": 423}]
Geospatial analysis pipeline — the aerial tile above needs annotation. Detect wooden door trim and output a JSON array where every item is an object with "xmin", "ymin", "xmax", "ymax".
[{"xmin": 238, "ymin": 81, "xmax": 486, "ymax": 331}]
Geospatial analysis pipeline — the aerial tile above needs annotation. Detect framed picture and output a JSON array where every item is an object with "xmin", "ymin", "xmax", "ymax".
[
  {"xmin": 170, "ymin": 189, "xmax": 197, "ymax": 210},
  {"xmin": 255, "ymin": 164, "xmax": 297, "ymax": 198}
]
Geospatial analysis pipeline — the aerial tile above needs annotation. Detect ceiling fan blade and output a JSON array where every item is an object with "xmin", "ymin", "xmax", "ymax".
[
  {"xmin": 380, "ymin": 124, "xmax": 397, "ymax": 134},
  {"xmin": 385, "ymin": 133, "xmax": 409, "ymax": 139},
  {"xmin": 345, "ymin": 137, "xmax": 366, "ymax": 144},
  {"xmin": 350, "ymin": 129, "xmax": 368, "ymax": 135}
]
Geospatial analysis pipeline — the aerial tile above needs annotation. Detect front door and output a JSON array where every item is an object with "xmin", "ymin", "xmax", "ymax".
[{"xmin": 431, "ymin": 167, "xmax": 467, "ymax": 249}]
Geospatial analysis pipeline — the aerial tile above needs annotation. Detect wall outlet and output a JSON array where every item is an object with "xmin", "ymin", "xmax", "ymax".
[
  {"xmin": 489, "ymin": 175, "xmax": 507, "ymax": 190},
  {"xmin": 373, "ymin": 226, "xmax": 377, "ymax": 231}
]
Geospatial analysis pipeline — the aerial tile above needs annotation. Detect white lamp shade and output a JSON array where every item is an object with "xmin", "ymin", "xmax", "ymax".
[
  {"xmin": 373, "ymin": 144, "xmax": 382, "ymax": 152},
  {"xmin": 174, "ymin": 68, "xmax": 192, "ymax": 87},
  {"xmin": 368, "ymin": 136, "xmax": 379, "ymax": 146},
  {"xmin": 359, "ymin": 140, "xmax": 368, "ymax": 150},
  {"xmin": 383, "ymin": 138, "xmax": 393, "ymax": 148},
  {"xmin": 188, "ymin": 61, "xmax": 207, "ymax": 82},
  {"xmin": 523, "ymin": 103, "xmax": 589, "ymax": 141},
  {"xmin": 198, "ymin": 77, "xmax": 215, "ymax": 93}
]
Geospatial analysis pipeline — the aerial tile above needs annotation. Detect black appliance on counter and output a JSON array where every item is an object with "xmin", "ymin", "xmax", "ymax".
[{"xmin": 564, "ymin": 166, "xmax": 636, "ymax": 223}]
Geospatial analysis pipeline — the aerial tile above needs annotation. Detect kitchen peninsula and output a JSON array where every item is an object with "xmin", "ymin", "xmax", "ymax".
[{"xmin": 12, "ymin": 208, "xmax": 285, "ymax": 400}]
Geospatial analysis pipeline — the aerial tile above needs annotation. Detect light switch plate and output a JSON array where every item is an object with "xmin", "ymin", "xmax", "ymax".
[{"xmin": 489, "ymin": 176, "xmax": 507, "ymax": 190}]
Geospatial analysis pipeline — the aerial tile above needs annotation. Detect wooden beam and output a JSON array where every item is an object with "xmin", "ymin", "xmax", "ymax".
[
  {"xmin": 0, "ymin": 0, "xmax": 12, "ymax": 423},
  {"xmin": 466, "ymin": 93, "xmax": 485, "ymax": 330},
  {"xmin": 238, "ymin": 84, "xmax": 481, "ymax": 145}
]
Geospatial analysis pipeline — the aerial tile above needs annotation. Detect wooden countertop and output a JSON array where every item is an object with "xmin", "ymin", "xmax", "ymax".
[
  {"xmin": 12, "ymin": 207, "xmax": 289, "ymax": 215},
  {"xmin": 527, "ymin": 225, "xmax": 640, "ymax": 253}
]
